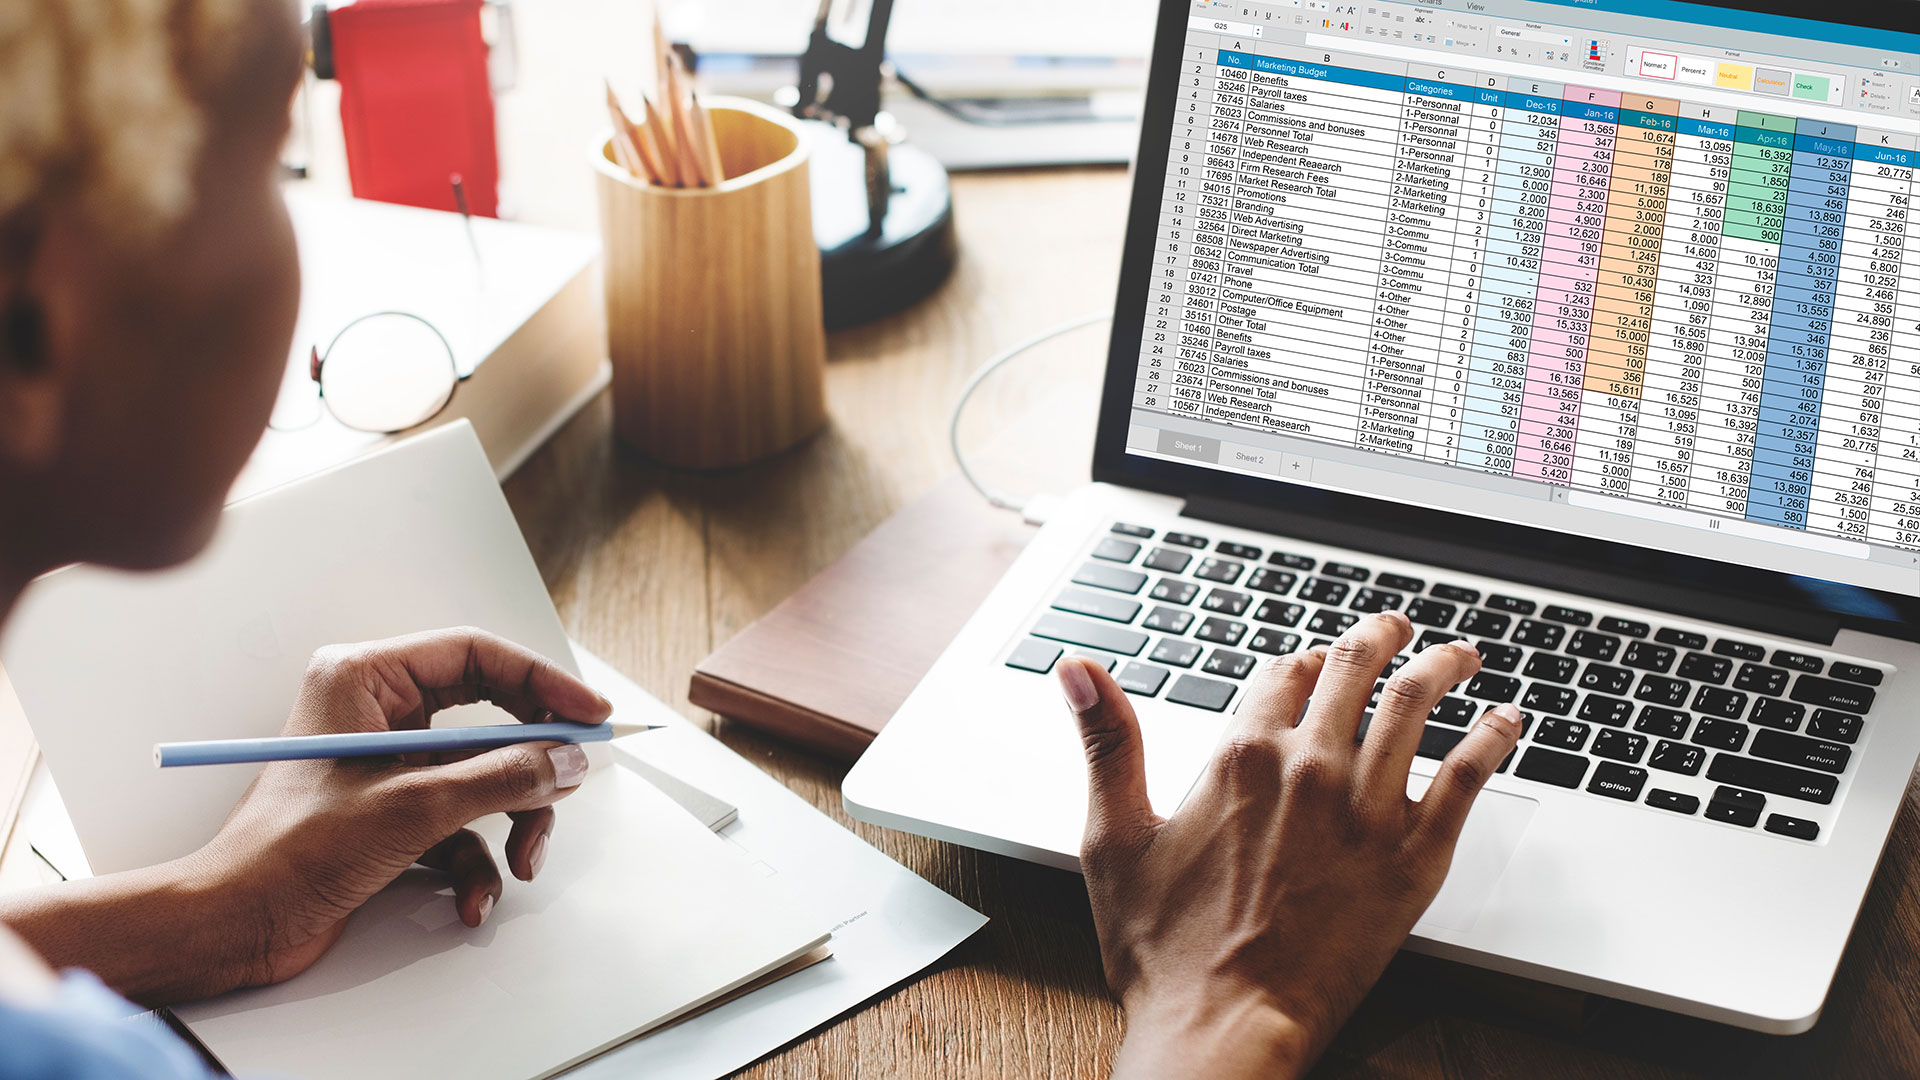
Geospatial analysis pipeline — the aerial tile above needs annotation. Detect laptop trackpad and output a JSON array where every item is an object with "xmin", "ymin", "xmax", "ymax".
[{"xmin": 1408, "ymin": 778, "xmax": 1538, "ymax": 933}]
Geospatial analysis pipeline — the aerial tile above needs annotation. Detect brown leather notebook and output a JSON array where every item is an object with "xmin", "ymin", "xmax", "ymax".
[{"xmin": 689, "ymin": 475, "xmax": 1035, "ymax": 759}]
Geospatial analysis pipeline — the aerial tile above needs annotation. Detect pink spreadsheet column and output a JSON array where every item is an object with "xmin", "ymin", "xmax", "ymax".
[{"xmin": 1516, "ymin": 86, "xmax": 1620, "ymax": 483}]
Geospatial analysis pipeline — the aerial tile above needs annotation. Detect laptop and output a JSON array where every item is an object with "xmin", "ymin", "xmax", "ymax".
[{"xmin": 845, "ymin": 0, "xmax": 1920, "ymax": 1033}]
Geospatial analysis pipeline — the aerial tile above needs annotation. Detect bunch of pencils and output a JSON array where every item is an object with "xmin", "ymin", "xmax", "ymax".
[{"xmin": 604, "ymin": 11, "xmax": 726, "ymax": 188}]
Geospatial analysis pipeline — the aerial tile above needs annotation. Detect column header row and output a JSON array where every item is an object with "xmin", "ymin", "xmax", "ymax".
[{"xmin": 1213, "ymin": 49, "xmax": 1920, "ymax": 166}]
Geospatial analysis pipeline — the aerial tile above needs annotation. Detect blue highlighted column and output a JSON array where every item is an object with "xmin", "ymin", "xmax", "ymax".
[
  {"xmin": 1745, "ymin": 118, "xmax": 1853, "ymax": 528},
  {"xmin": 1460, "ymin": 86, "xmax": 1561, "ymax": 475}
]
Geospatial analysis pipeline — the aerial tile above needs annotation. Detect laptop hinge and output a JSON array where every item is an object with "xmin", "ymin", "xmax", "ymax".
[{"xmin": 1181, "ymin": 496, "xmax": 1842, "ymax": 646}]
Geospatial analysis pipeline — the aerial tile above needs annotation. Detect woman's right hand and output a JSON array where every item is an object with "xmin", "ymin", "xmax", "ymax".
[
  {"xmin": 0, "ymin": 627, "xmax": 611, "ymax": 1005},
  {"xmin": 191, "ymin": 627, "xmax": 612, "ymax": 991},
  {"xmin": 1056, "ymin": 611, "xmax": 1524, "ymax": 1078}
]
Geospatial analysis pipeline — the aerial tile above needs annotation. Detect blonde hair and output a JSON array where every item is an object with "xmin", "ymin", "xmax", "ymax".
[{"xmin": 0, "ymin": 0, "xmax": 255, "ymax": 240}]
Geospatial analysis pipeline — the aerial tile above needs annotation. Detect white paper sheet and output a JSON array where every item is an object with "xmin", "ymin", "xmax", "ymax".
[
  {"xmin": 24, "ymin": 647, "xmax": 990, "ymax": 1080},
  {"xmin": 4, "ymin": 422, "xmax": 987, "ymax": 1077},
  {"xmin": 566, "ymin": 646, "xmax": 989, "ymax": 1079},
  {"xmin": 176, "ymin": 766, "xmax": 830, "ymax": 1080}
]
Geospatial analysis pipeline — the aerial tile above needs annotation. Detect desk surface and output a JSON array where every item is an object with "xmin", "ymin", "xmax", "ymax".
[{"xmin": 500, "ymin": 167, "xmax": 1920, "ymax": 1079}]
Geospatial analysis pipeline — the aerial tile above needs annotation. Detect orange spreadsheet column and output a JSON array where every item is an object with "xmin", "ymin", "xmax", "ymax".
[{"xmin": 1575, "ymin": 93, "xmax": 1679, "ymax": 496}]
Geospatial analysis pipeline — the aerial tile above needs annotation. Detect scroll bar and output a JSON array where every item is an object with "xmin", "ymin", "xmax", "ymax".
[{"xmin": 1566, "ymin": 489, "xmax": 1872, "ymax": 559}]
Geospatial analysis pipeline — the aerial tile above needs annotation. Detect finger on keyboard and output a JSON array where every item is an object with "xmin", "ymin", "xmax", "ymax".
[
  {"xmin": 1228, "ymin": 648, "xmax": 1328, "ymax": 739},
  {"xmin": 1300, "ymin": 611, "xmax": 1414, "ymax": 747},
  {"xmin": 1416, "ymin": 703, "xmax": 1525, "ymax": 846},
  {"xmin": 1357, "ymin": 640, "xmax": 1482, "ymax": 802}
]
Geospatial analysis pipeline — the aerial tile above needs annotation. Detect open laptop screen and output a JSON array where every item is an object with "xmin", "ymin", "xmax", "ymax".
[{"xmin": 1113, "ymin": 0, "xmax": 1920, "ymax": 601}]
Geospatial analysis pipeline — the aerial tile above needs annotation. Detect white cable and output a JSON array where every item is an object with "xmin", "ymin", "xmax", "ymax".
[{"xmin": 950, "ymin": 311, "xmax": 1113, "ymax": 523}]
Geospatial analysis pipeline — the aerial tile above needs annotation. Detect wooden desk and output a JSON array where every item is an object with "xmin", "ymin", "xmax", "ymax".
[{"xmin": 502, "ymin": 167, "xmax": 1920, "ymax": 1078}]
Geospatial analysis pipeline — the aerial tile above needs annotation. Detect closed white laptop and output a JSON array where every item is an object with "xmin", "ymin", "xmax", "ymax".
[{"xmin": 845, "ymin": 0, "xmax": 1920, "ymax": 1033}]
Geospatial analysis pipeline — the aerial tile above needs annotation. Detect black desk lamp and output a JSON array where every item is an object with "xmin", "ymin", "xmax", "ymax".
[{"xmin": 792, "ymin": 0, "xmax": 957, "ymax": 328}]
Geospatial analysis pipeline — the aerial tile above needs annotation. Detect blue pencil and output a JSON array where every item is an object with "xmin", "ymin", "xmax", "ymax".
[{"xmin": 154, "ymin": 720, "xmax": 662, "ymax": 768}]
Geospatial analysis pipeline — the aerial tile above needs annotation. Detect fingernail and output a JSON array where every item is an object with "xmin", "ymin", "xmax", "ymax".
[
  {"xmin": 529, "ymin": 832, "xmax": 549, "ymax": 880},
  {"xmin": 1486, "ymin": 703, "xmax": 1523, "ymax": 734},
  {"xmin": 477, "ymin": 893, "xmax": 495, "ymax": 925},
  {"xmin": 1056, "ymin": 659, "xmax": 1099, "ymax": 712},
  {"xmin": 549, "ymin": 744, "xmax": 589, "ymax": 788}
]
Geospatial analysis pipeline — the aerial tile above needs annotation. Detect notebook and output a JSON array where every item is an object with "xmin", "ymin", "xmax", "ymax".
[
  {"xmin": 688, "ymin": 474, "xmax": 1033, "ymax": 757},
  {"xmin": 0, "ymin": 422, "xmax": 830, "ymax": 1078},
  {"xmin": 0, "ymin": 667, "xmax": 32, "ymax": 855},
  {"xmin": 175, "ymin": 764, "xmax": 829, "ymax": 1079}
]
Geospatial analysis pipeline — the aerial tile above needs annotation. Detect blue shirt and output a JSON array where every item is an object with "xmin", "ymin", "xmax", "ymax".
[{"xmin": 0, "ymin": 969, "xmax": 216, "ymax": 1079}]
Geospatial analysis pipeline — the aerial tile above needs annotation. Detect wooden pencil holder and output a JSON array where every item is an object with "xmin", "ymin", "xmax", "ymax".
[{"xmin": 593, "ymin": 97, "xmax": 828, "ymax": 469}]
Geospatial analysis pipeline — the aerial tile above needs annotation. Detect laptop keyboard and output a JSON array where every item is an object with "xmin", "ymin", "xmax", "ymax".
[{"xmin": 1004, "ymin": 521, "xmax": 1890, "ymax": 845}]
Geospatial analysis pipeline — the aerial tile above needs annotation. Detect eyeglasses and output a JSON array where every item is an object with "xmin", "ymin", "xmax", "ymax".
[{"xmin": 269, "ymin": 312, "xmax": 467, "ymax": 435}]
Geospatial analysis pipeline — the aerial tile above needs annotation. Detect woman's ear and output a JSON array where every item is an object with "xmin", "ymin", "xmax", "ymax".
[{"xmin": 0, "ymin": 224, "xmax": 65, "ymax": 470}]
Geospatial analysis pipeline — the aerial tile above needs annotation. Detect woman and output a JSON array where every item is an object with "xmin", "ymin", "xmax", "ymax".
[{"xmin": 0, "ymin": 2, "xmax": 1522, "ymax": 1076}]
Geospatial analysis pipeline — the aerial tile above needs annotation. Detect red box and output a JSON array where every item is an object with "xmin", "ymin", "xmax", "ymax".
[{"xmin": 330, "ymin": 0, "xmax": 500, "ymax": 217}]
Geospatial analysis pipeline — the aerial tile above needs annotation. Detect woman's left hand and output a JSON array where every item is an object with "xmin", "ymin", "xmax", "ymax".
[{"xmin": 0, "ymin": 627, "xmax": 612, "ymax": 1003}]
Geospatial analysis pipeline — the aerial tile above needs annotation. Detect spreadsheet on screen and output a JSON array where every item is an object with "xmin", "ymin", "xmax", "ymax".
[{"xmin": 1127, "ymin": 0, "xmax": 1920, "ymax": 595}]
